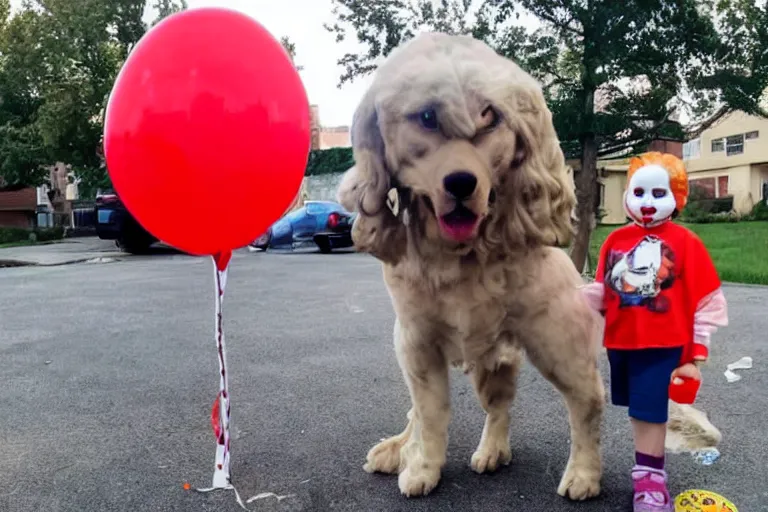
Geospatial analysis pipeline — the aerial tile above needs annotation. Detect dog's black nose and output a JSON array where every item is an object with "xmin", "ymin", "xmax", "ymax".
[{"xmin": 443, "ymin": 171, "xmax": 477, "ymax": 200}]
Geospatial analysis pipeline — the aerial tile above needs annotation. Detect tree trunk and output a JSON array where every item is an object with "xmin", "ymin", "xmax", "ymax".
[{"xmin": 570, "ymin": 88, "xmax": 598, "ymax": 274}]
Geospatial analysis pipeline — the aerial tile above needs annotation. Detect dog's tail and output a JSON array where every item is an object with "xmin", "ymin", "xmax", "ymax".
[{"xmin": 666, "ymin": 401, "xmax": 722, "ymax": 453}]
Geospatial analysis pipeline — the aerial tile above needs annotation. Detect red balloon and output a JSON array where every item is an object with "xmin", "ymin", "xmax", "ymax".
[{"xmin": 104, "ymin": 8, "xmax": 310, "ymax": 256}]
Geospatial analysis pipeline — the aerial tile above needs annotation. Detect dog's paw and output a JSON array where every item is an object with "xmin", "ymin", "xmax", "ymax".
[
  {"xmin": 363, "ymin": 437, "xmax": 403, "ymax": 475},
  {"xmin": 557, "ymin": 464, "xmax": 601, "ymax": 501},
  {"xmin": 398, "ymin": 464, "xmax": 441, "ymax": 497},
  {"xmin": 470, "ymin": 441, "xmax": 511, "ymax": 474}
]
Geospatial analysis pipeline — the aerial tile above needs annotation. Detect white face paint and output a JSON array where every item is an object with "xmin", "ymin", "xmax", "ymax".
[{"xmin": 624, "ymin": 164, "xmax": 677, "ymax": 227}]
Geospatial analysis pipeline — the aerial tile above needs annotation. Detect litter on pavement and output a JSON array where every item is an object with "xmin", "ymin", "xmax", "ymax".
[
  {"xmin": 674, "ymin": 489, "xmax": 738, "ymax": 511},
  {"xmin": 724, "ymin": 356, "xmax": 753, "ymax": 383},
  {"xmin": 692, "ymin": 447, "xmax": 721, "ymax": 465}
]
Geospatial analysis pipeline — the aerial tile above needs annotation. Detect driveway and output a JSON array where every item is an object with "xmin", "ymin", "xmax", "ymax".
[{"xmin": 0, "ymin": 251, "xmax": 765, "ymax": 511}]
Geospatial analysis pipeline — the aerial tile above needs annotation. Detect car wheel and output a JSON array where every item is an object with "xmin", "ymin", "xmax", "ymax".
[
  {"xmin": 251, "ymin": 228, "xmax": 271, "ymax": 251},
  {"xmin": 315, "ymin": 236, "xmax": 332, "ymax": 254},
  {"xmin": 118, "ymin": 235, "xmax": 153, "ymax": 254},
  {"xmin": 118, "ymin": 220, "xmax": 155, "ymax": 254}
]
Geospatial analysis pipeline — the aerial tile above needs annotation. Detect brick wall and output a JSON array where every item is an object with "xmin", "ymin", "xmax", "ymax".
[
  {"xmin": 0, "ymin": 211, "xmax": 34, "ymax": 228},
  {"xmin": 310, "ymin": 105, "xmax": 321, "ymax": 150},
  {"xmin": 0, "ymin": 187, "xmax": 36, "ymax": 212},
  {"xmin": 320, "ymin": 128, "xmax": 351, "ymax": 149},
  {"xmin": 647, "ymin": 139, "xmax": 683, "ymax": 159}
]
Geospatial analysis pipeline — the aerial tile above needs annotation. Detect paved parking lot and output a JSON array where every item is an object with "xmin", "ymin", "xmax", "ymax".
[{"xmin": 1, "ymin": 249, "xmax": 766, "ymax": 511}]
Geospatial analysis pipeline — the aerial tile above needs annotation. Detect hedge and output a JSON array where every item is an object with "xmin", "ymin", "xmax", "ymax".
[
  {"xmin": 305, "ymin": 147, "xmax": 354, "ymax": 176},
  {"xmin": 0, "ymin": 226, "xmax": 64, "ymax": 245}
]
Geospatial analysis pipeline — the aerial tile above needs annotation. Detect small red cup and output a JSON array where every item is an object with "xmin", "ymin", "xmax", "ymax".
[{"xmin": 668, "ymin": 376, "xmax": 701, "ymax": 404}]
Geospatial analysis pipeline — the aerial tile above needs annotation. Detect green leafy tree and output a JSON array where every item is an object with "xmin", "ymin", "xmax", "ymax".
[
  {"xmin": 0, "ymin": 1, "xmax": 48, "ymax": 187},
  {"xmin": 0, "ymin": 0, "xmax": 188, "ymax": 195},
  {"xmin": 280, "ymin": 36, "xmax": 304, "ymax": 71},
  {"xmin": 326, "ymin": 0, "xmax": 768, "ymax": 271},
  {"xmin": 152, "ymin": 0, "xmax": 188, "ymax": 26}
]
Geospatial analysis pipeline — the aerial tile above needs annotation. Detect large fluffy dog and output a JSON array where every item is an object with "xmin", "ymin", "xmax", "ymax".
[{"xmin": 337, "ymin": 33, "xmax": 605, "ymax": 499}]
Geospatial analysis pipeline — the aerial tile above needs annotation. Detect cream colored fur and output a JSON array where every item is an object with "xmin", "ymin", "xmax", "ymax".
[{"xmin": 337, "ymin": 33, "xmax": 605, "ymax": 499}]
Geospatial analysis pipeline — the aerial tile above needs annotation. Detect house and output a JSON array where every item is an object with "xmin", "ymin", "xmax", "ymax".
[
  {"xmin": 682, "ymin": 110, "xmax": 768, "ymax": 214},
  {"xmin": 0, "ymin": 162, "xmax": 79, "ymax": 229},
  {"xmin": 568, "ymin": 137, "xmax": 684, "ymax": 225}
]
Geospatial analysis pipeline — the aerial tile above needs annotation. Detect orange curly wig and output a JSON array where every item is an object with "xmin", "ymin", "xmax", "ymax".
[{"xmin": 627, "ymin": 152, "xmax": 689, "ymax": 212}]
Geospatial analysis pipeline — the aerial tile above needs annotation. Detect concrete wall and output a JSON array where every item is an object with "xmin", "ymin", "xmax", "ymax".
[
  {"xmin": 305, "ymin": 173, "xmax": 345, "ymax": 202},
  {"xmin": 601, "ymin": 172, "xmax": 628, "ymax": 224}
]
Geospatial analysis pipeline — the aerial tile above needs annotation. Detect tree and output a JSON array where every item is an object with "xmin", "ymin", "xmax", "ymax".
[
  {"xmin": 0, "ymin": 2, "xmax": 48, "ymax": 187},
  {"xmin": 152, "ymin": 0, "xmax": 188, "ymax": 27},
  {"xmin": 0, "ymin": 0, "xmax": 188, "ymax": 195},
  {"xmin": 280, "ymin": 36, "xmax": 304, "ymax": 71},
  {"xmin": 326, "ymin": 0, "xmax": 768, "ymax": 272}
]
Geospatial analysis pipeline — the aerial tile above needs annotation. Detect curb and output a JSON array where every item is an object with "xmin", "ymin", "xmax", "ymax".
[
  {"xmin": 0, "ymin": 256, "xmax": 122, "ymax": 268},
  {"xmin": 0, "ymin": 258, "xmax": 91, "ymax": 268},
  {"xmin": 722, "ymin": 281, "xmax": 768, "ymax": 289}
]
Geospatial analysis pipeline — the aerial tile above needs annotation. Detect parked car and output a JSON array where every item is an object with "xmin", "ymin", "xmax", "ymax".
[
  {"xmin": 251, "ymin": 200, "xmax": 356, "ymax": 253},
  {"xmin": 94, "ymin": 192, "xmax": 158, "ymax": 254}
]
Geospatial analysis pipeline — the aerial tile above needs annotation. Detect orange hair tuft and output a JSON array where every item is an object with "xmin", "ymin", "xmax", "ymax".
[{"xmin": 627, "ymin": 152, "xmax": 688, "ymax": 212}]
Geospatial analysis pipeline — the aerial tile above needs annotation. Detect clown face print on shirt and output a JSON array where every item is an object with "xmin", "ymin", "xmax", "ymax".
[
  {"xmin": 604, "ymin": 235, "xmax": 677, "ymax": 313},
  {"xmin": 624, "ymin": 164, "xmax": 678, "ymax": 227}
]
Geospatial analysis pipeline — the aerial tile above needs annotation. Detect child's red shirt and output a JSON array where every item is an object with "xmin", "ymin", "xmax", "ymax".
[{"xmin": 594, "ymin": 222, "xmax": 721, "ymax": 363}]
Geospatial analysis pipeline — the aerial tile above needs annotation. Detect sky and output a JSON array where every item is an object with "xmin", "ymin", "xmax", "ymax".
[
  {"xmin": 183, "ymin": 0, "xmax": 373, "ymax": 128},
  {"xmin": 7, "ymin": 0, "xmax": 373, "ymax": 128}
]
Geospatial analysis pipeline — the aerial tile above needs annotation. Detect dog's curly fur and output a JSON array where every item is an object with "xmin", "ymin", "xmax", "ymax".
[{"xmin": 337, "ymin": 33, "xmax": 605, "ymax": 499}]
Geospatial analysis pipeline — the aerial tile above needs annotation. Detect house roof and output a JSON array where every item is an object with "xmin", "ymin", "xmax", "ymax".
[{"xmin": 685, "ymin": 106, "xmax": 731, "ymax": 140}]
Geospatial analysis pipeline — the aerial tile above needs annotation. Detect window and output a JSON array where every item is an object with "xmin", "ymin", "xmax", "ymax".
[
  {"xmin": 305, "ymin": 203, "xmax": 327, "ymax": 215},
  {"xmin": 683, "ymin": 138, "xmax": 701, "ymax": 160},
  {"xmin": 746, "ymin": 130, "xmax": 759, "ymax": 140},
  {"xmin": 726, "ymin": 134, "xmax": 744, "ymax": 156},
  {"xmin": 690, "ymin": 176, "xmax": 730, "ymax": 199},
  {"xmin": 690, "ymin": 178, "xmax": 716, "ymax": 199},
  {"xmin": 717, "ymin": 176, "xmax": 729, "ymax": 197},
  {"xmin": 711, "ymin": 138, "xmax": 724, "ymax": 152}
]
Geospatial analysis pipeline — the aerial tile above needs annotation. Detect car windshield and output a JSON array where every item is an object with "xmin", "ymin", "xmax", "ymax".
[{"xmin": 305, "ymin": 203, "xmax": 333, "ymax": 215}]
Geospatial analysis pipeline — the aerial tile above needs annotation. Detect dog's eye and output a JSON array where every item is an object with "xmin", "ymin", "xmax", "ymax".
[
  {"xmin": 481, "ymin": 106, "xmax": 501, "ymax": 131},
  {"xmin": 418, "ymin": 109, "xmax": 439, "ymax": 131}
]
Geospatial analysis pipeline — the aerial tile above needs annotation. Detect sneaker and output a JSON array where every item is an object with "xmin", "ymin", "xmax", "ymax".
[{"xmin": 631, "ymin": 465, "xmax": 673, "ymax": 512}]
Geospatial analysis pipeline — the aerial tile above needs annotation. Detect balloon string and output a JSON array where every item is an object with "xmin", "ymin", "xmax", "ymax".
[
  {"xmin": 196, "ymin": 252, "xmax": 254, "ymax": 511},
  {"xmin": 211, "ymin": 254, "xmax": 231, "ymax": 488}
]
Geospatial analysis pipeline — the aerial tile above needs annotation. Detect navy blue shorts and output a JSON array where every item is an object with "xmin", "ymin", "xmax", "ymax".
[{"xmin": 607, "ymin": 347, "xmax": 683, "ymax": 424}]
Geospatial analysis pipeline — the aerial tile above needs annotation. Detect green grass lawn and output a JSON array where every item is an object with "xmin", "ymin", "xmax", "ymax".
[{"xmin": 589, "ymin": 221, "xmax": 768, "ymax": 285}]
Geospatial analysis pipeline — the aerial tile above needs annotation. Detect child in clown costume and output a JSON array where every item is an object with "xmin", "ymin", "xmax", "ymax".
[{"xmin": 581, "ymin": 152, "xmax": 729, "ymax": 512}]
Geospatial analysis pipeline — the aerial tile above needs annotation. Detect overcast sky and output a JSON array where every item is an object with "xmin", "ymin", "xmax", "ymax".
[
  {"xmin": 183, "ymin": 0, "xmax": 373, "ymax": 128},
  {"xmin": 8, "ymin": 0, "xmax": 374, "ymax": 127}
]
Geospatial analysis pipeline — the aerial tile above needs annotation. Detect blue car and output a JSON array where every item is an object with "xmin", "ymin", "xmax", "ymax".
[{"xmin": 250, "ymin": 200, "xmax": 356, "ymax": 253}]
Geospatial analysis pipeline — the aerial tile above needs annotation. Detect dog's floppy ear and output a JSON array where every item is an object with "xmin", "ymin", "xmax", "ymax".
[
  {"xmin": 494, "ymin": 83, "xmax": 576, "ymax": 249},
  {"xmin": 336, "ymin": 87, "xmax": 407, "ymax": 264}
]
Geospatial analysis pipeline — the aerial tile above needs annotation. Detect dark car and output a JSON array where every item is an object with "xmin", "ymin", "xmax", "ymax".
[
  {"xmin": 94, "ymin": 192, "xmax": 158, "ymax": 254},
  {"xmin": 251, "ymin": 200, "xmax": 356, "ymax": 253}
]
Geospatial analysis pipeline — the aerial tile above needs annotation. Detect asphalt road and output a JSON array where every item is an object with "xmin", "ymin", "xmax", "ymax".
[{"xmin": 1, "ymin": 250, "xmax": 766, "ymax": 512}]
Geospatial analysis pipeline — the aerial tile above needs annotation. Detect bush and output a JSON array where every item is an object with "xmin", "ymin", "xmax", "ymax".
[
  {"xmin": 305, "ymin": 147, "xmax": 354, "ymax": 176},
  {"xmin": 750, "ymin": 200, "xmax": 768, "ymax": 221},
  {"xmin": 0, "ymin": 226, "xmax": 64, "ymax": 245},
  {"xmin": 680, "ymin": 195, "xmax": 735, "ymax": 223}
]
